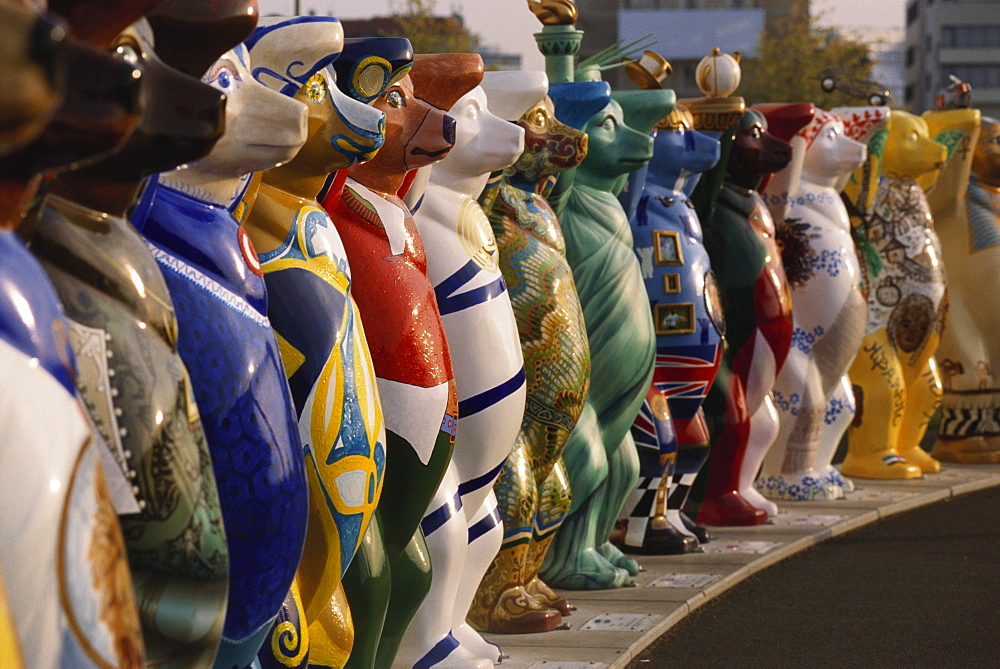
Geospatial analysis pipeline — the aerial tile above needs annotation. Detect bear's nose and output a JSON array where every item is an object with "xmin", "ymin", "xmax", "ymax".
[{"xmin": 442, "ymin": 114, "xmax": 456, "ymax": 146}]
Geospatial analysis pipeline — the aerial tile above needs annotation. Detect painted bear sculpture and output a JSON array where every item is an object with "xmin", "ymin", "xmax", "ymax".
[
  {"xmin": 0, "ymin": 234, "xmax": 147, "ymax": 669},
  {"xmin": 693, "ymin": 108, "xmax": 796, "ymax": 526},
  {"xmin": 755, "ymin": 109, "xmax": 869, "ymax": 502},
  {"xmin": 323, "ymin": 53, "xmax": 483, "ymax": 669},
  {"xmin": 0, "ymin": 37, "xmax": 146, "ymax": 658},
  {"xmin": 842, "ymin": 111, "xmax": 948, "ymax": 480},
  {"xmin": 0, "ymin": 7, "xmax": 148, "ymax": 229},
  {"xmin": 244, "ymin": 20, "xmax": 405, "ymax": 669},
  {"xmin": 470, "ymin": 89, "xmax": 598, "ymax": 633},
  {"xmin": 393, "ymin": 70, "xmax": 544, "ymax": 667},
  {"xmin": 924, "ymin": 111, "xmax": 1000, "ymax": 464},
  {"xmin": 617, "ymin": 103, "xmax": 723, "ymax": 553},
  {"xmin": 539, "ymin": 85, "xmax": 675, "ymax": 589},
  {"xmin": 28, "ymin": 20, "xmax": 232, "ymax": 668},
  {"xmin": 130, "ymin": 19, "xmax": 318, "ymax": 667}
]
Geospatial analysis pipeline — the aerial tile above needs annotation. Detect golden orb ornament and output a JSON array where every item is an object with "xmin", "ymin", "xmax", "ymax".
[{"xmin": 695, "ymin": 47, "xmax": 742, "ymax": 98}]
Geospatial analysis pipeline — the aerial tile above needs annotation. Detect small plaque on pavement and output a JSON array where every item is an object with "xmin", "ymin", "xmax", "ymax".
[
  {"xmin": 578, "ymin": 613, "xmax": 660, "ymax": 632},
  {"xmin": 770, "ymin": 512, "xmax": 847, "ymax": 526},
  {"xmin": 844, "ymin": 490, "xmax": 916, "ymax": 502},
  {"xmin": 647, "ymin": 573, "xmax": 722, "ymax": 588},
  {"xmin": 703, "ymin": 540, "xmax": 782, "ymax": 554}
]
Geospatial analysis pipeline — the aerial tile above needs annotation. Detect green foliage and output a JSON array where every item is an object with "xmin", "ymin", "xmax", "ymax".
[
  {"xmin": 741, "ymin": 1, "xmax": 878, "ymax": 108},
  {"xmin": 386, "ymin": 0, "xmax": 480, "ymax": 54}
]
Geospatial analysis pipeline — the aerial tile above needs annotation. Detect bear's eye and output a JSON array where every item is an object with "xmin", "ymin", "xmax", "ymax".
[
  {"xmin": 601, "ymin": 116, "xmax": 618, "ymax": 131},
  {"xmin": 750, "ymin": 125, "xmax": 762, "ymax": 139},
  {"xmin": 206, "ymin": 61, "xmax": 239, "ymax": 91},
  {"xmin": 908, "ymin": 131, "xmax": 918, "ymax": 142},
  {"xmin": 386, "ymin": 90, "xmax": 405, "ymax": 108}
]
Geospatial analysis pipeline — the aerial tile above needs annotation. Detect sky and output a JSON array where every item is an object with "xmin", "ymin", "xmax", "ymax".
[{"xmin": 258, "ymin": 0, "xmax": 909, "ymax": 72}]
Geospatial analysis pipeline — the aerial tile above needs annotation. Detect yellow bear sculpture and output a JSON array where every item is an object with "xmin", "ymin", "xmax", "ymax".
[{"xmin": 842, "ymin": 111, "xmax": 948, "ymax": 479}]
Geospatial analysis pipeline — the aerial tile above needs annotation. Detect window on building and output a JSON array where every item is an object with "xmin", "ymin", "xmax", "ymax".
[
  {"xmin": 906, "ymin": 46, "xmax": 915, "ymax": 67},
  {"xmin": 941, "ymin": 25, "xmax": 1000, "ymax": 48},
  {"xmin": 906, "ymin": 1, "xmax": 919, "ymax": 26},
  {"xmin": 944, "ymin": 65, "xmax": 1000, "ymax": 89},
  {"xmin": 905, "ymin": 84, "xmax": 915, "ymax": 102}
]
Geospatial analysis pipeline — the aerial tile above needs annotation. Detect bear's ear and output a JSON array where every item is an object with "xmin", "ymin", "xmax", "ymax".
[
  {"xmin": 333, "ymin": 37, "xmax": 413, "ymax": 105},
  {"xmin": 480, "ymin": 70, "xmax": 548, "ymax": 122},
  {"xmin": 147, "ymin": 0, "xmax": 259, "ymax": 78},
  {"xmin": 47, "ymin": 0, "xmax": 165, "ymax": 47},
  {"xmin": 245, "ymin": 16, "xmax": 344, "ymax": 97},
  {"xmin": 409, "ymin": 53, "xmax": 483, "ymax": 111},
  {"xmin": 754, "ymin": 103, "xmax": 816, "ymax": 144}
]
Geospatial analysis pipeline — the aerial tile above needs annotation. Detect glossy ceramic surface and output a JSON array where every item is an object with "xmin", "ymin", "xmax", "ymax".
[
  {"xmin": 324, "ymin": 52, "xmax": 480, "ymax": 667},
  {"xmin": 32, "ymin": 195, "xmax": 228, "ymax": 668},
  {"xmin": 398, "ymin": 70, "xmax": 541, "ymax": 667},
  {"xmin": 695, "ymin": 109, "xmax": 795, "ymax": 526},
  {"xmin": 843, "ymin": 111, "xmax": 947, "ymax": 480},
  {"xmin": 540, "ymin": 83, "xmax": 673, "ymax": 589},
  {"xmin": 470, "ymin": 94, "xmax": 590, "ymax": 634},
  {"xmin": 621, "ymin": 105, "xmax": 723, "ymax": 549},
  {"xmin": 244, "ymin": 17, "xmax": 393, "ymax": 667},
  {"xmin": 0, "ymin": 230, "xmax": 145, "ymax": 669},
  {"xmin": 757, "ymin": 109, "xmax": 868, "ymax": 501},
  {"xmin": 926, "ymin": 111, "xmax": 1000, "ymax": 463}
]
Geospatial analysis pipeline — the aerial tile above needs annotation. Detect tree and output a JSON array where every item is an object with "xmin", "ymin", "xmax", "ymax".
[
  {"xmin": 385, "ymin": 0, "xmax": 480, "ymax": 54},
  {"xmin": 741, "ymin": 1, "xmax": 881, "ymax": 109}
]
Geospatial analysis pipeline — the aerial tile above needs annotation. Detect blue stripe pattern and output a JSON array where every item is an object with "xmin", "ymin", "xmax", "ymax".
[
  {"xmin": 468, "ymin": 506, "xmax": 502, "ymax": 544},
  {"xmin": 458, "ymin": 368, "xmax": 526, "ymax": 418},
  {"xmin": 457, "ymin": 460, "xmax": 506, "ymax": 498},
  {"xmin": 434, "ymin": 259, "xmax": 507, "ymax": 315},
  {"xmin": 415, "ymin": 633, "xmax": 460, "ymax": 668},
  {"xmin": 420, "ymin": 491, "xmax": 462, "ymax": 537}
]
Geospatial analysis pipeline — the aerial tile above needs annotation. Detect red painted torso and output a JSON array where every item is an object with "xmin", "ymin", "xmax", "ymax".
[{"xmin": 327, "ymin": 178, "xmax": 455, "ymax": 389}]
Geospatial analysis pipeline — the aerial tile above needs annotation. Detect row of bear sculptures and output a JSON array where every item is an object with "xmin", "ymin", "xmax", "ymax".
[{"xmin": 2, "ymin": 0, "xmax": 999, "ymax": 667}]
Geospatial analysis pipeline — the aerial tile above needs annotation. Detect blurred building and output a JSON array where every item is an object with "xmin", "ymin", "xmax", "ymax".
[
  {"xmin": 573, "ymin": 0, "xmax": 801, "ymax": 94},
  {"xmin": 478, "ymin": 47, "xmax": 523, "ymax": 71},
  {"xmin": 904, "ymin": 0, "xmax": 1000, "ymax": 117}
]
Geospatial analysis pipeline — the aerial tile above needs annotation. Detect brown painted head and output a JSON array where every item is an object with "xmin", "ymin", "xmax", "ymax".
[
  {"xmin": 727, "ymin": 109, "xmax": 792, "ymax": 189},
  {"xmin": 349, "ymin": 53, "xmax": 483, "ymax": 195},
  {"xmin": 62, "ymin": 21, "xmax": 225, "ymax": 185},
  {"xmin": 48, "ymin": 0, "xmax": 165, "ymax": 48},
  {"xmin": 0, "ymin": 4, "xmax": 66, "ymax": 155},
  {"xmin": 0, "ymin": 33, "xmax": 140, "ymax": 181},
  {"xmin": 147, "ymin": 0, "xmax": 258, "ymax": 77}
]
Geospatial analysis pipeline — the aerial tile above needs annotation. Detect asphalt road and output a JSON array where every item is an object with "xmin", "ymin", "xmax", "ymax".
[{"xmin": 628, "ymin": 484, "xmax": 1000, "ymax": 668}]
